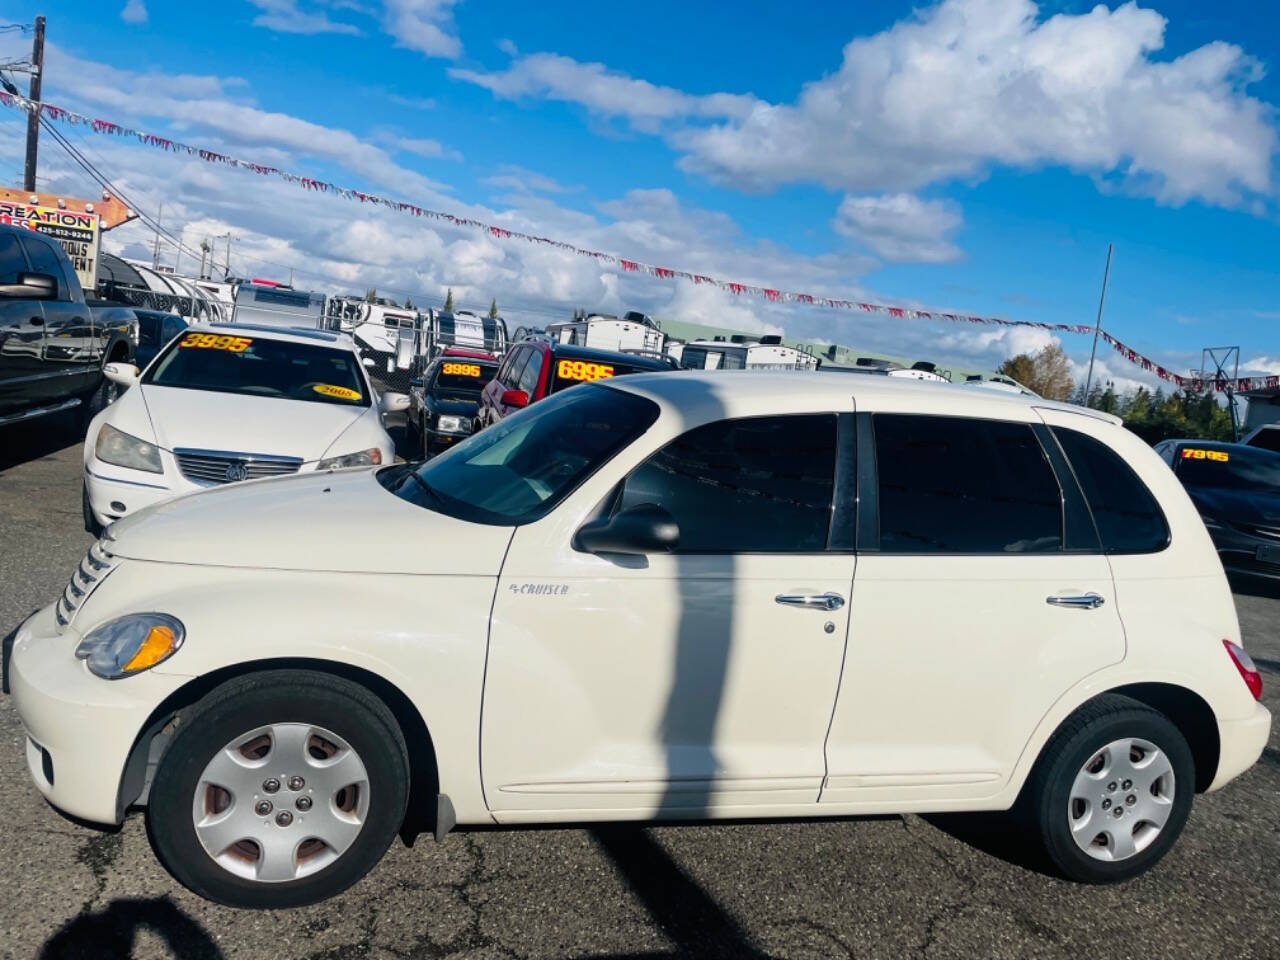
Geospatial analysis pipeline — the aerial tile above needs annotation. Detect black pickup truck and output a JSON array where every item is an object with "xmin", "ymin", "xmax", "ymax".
[{"xmin": 0, "ymin": 224, "xmax": 136, "ymax": 429}]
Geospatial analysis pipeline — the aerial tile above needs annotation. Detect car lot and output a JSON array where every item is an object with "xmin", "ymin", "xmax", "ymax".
[{"xmin": 2, "ymin": 414, "xmax": 1278, "ymax": 960}]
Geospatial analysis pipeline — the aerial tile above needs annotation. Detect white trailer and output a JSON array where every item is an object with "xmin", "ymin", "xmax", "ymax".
[
  {"xmin": 678, "ymin": 336, "xmax": 819, "ymax": 371},
  {"xmin": 545, "ymin": 313, "xmax": 665, "ymax": 357}
]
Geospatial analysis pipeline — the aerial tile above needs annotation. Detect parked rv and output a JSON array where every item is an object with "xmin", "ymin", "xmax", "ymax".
[
  {"xmin": 545, "ymin": 313, "xmax": 666, "ymax": 357},
  {"xmin": 678, "ymin": 335, "xmax": 819, "ymax": 371},
  {"xmin": 230, "ymin": 282, "xmax": 326, "ymax": 330}
]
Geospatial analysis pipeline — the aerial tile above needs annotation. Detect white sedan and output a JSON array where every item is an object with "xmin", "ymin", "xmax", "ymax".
[
  {"xmin": 82, "ymin": 323, "xmax": 408, "ymax": 532},
  {"xmin": 9, "ymin": 370, "xmax": 1270, "ymax": 908}
]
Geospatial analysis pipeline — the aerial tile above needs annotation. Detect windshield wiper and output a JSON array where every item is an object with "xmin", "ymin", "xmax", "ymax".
[{"xmin": 404, "ymin": 467, "xmax": 444, "ymax": 506}]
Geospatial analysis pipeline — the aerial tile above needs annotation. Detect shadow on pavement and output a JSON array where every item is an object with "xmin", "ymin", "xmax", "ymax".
[
  {"xmin": 39, "ymin": 897, "xmax": 224, "ymax": 960},
  {"xmin": 0, "ymin": 409, "xmax": 83, "ymax": 473},
  {"xmin": 922, "ymin": 812, "xmax": 1056, "ymax": 877},
  {"xmin": 590, "ymin": 827, "xmax": 768, "ymax": 960},
  {"xmin": 1228, "ymin": 573, "xmax": 1280, "ymax": 601}
]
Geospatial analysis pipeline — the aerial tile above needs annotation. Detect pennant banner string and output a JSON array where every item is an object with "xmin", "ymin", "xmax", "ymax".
[
  {"xmin": 0, "ymin": 91, "xmax": 1105, "ymax": 335},
  {"xmin": 1098, "ymin": 331, "xmax": 1278, "ymax": 394}
]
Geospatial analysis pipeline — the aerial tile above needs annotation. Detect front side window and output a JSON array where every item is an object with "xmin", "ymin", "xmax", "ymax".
[
  {"xmin": 874, "ymin": 414, "xmax": 1063, "ymax": 553},
  {"xmin": 16, "ymin": 234, "xmax": 67, "ymax": 298},
  {"xmin": 382, "ymin": 384, "xmax": 659, "ymax": 524},
  {"xmin": 1053, "ymin": 428, "xmax": 1169, "ymax": 553},
  {"xmin": 517, "ymin": 347, "xmax": 544, "ymax": 395},
  {"xmin": 0, "ymin": 233, "xmax": 28, "ymax": 283},
  {"xmin": 143, "ymin": 333, "xmax": 370, "ymax": 407},
  {"xmin": 617, "ymin": 414, "xmax": 837, "ymax": 552}
]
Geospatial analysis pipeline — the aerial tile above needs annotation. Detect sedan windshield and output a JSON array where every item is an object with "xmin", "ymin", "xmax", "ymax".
[
  {"xmin": 143, "ymin": 332, "xmax": 369, "ymax": 407},
  {"xmin": 1176, "ymin": 446, "xmax": 1280, "ymax": 491},
  {"xmin": 380, "ymin": 384, "xmax": 659, "ymax": 524},
  {"xmin": 432, "ymin": 360, "xmax": 497, "ymax": 397}
]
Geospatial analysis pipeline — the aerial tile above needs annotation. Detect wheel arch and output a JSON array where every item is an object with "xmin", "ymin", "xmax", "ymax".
[{"xmin": 116, "ymin": 657, "xmax": 441, "ymax": 842}]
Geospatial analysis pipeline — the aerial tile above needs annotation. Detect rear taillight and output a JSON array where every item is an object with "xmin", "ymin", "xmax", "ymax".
[{"xmin": 1224, "ymin": 639, "xmax": 1263, "ymax": 700}]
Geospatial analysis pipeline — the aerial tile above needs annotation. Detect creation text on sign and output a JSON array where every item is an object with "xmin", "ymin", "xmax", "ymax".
[{"xmin": 0, "ymin": 202, "xmax": 101, "ymax": 291}]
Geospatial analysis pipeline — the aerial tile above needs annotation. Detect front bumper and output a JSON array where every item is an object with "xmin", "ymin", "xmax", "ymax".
[
  {"xmin": 425, "ymin": 426, "xmax": 471, "ymax": 452},
  {"xmin": 85, "ymin": 465, "xmax": 174, "ymax": 526},
  {"xmin": 7, "ymin": 605, "xmax": 187, "ymax": 824},
  {"xmin": 1208, "ymin": 701, "xmax": 1272, "ymax": 792}
]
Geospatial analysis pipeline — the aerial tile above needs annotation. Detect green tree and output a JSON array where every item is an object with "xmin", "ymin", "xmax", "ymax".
[
  {"xmin": 998, "ymin": 344, "xmax": 1073, "ymax": 401},
  {"xmin": 998, "ymin": 353, "xmax": 1037, "ymax": 388},
  {"xmin": 443, "ymin": 288, "xmax": 454, "ymax": 312},
  {"xmin": 489, "ymin": 297, "xmax": 499, "ymax": 319}
]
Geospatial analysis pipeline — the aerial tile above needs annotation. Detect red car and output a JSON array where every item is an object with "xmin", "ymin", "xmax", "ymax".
[{"xmin": 475, "ymin": 340, "xmax": 673, "ymax": 431}]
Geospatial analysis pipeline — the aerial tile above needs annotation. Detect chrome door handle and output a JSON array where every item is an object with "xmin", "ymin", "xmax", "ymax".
[
  {"xmin": 775, "ymin": 592, "xmax": 845, "ymax": 611},
  {"xmin": 1046, "ymin": 593, "xmax": 1105, "ymax": 610}
]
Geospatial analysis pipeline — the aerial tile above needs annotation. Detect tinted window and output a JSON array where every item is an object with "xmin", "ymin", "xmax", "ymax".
[
  {"xmin": 517, "ymin": 347, "xmax": 544, "ymax": 395},
  {"xmin": 137, "ymin": 314, "xmax": 163, "ymax": 347},
  {"xmin": 0, "ymin": 233, "xmax": 29, "ymax": 284},
  {"xmin": 384, "ymin": 384, "xmax": 659, "ymax": 525},
  {"xmin": 502, "ymin": 347, "xmax": 528, "ymax": 388},
  {"xmin": 874, "ymin": 415, "xmax": 1062, "ymax": 553},
  {"xmin": 16, "ymin": 234, "xmax": 66, "ymax": 297},
  {"xmin": 550, "ymin": 355, "xmax": 664, "ymax": 392},
  {"xmin": 618, "ymin": 414, "xmax": 836, "ymax": 552},
  {"xmin": 1054, "ymin": 428, "xmax": 1169, "ymax": 553},
  {"xmin": 1246, "ymin": 428, "xmax": 1280, "ymax": 454},
  {"xmin": 1174, "ymin": 445, "xmax": 1280, "ymax": 491},
  {"xmin": 432, "ymin": 359, "xmax": 496, "ymax": 395}
]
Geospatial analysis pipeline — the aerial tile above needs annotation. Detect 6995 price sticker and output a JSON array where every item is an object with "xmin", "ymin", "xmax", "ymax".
[{"xmin": 556, "ymin": 359, "xmax": 615, "ymax": 382}]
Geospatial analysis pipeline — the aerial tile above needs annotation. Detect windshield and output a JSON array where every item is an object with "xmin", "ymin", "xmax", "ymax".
[
  {"xmin": 1176, "ymin": 446, "xmax": 1280, "ymax": 491},
  {"xmin": 550, "ymin": 356, "xmax": 662, "ymax": 393},
  {"xmin": 380, "ymin": 384, "xmax": 659, "ymax": 524},
  {"xmin": 143, "ymin": 331, "xmax": 370, "ymax": 407},
  {"xmin": 432, "ymin": 359, "xmax": 496, "ymax": 396}
]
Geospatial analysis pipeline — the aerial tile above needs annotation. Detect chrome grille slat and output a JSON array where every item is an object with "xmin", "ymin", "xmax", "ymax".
[
  {"xmin": 174, "ymin": 448, "xmax": 303, "ymax": 486},
  {"xmin": 55, "ymin": 542, "xmax": 118, "ymax": 633}
]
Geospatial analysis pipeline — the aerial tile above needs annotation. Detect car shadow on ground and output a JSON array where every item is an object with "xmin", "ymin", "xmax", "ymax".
[
  {"xmin": 39, "ymin": 896, "xmax": 224, "ymax": 959},
  {"xmin": 921, "ymin": 812, "xmax": 1057, "ymax": 877},
  {"xmin": 1228, "ymin": 573, "xmax": 1280, "ymax": 602},
  {"xmin": 0, "ymin": 410, "xmax": 84, "ymax": 473}
]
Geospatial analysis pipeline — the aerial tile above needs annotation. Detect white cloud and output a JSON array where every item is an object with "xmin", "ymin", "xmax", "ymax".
[
  {"xmin": 395, "ymin": 136, "xmax": 462, "ymax": 162},
  {"xmin": 382, "ymin": 0, "xmax": 461, "ymax": 59},
  {"xmin": 1243, "ymin": 356, "xmax": 1280, "ymax": 375},
  {"xmin": 120, "ymin": 0, "xmax": 147, "ymax": 25},
  {"xmin": 456, "ymin": 0, "xmax": 1277, "ymax": 210},
  {"xmin": 482, "ymin": 164, "xmax": 577, "ymax": 195},
  {"xmin": 834, "ymin": 193, "xmax": 963, "ymax": 263},
  {"xmin": 247, "ymin": 0, "xmax": 360, "ymax": 35},
  {"xmin": 496, "ymin": 38, "xmax": 518, "ymax": 57}
]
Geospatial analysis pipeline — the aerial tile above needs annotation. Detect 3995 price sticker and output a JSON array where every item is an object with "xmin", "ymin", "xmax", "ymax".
[
  {"xmin": 442, "ymin": 362, "xmax": 482, "ymax": 377},
  {"xmin": 179, "ymin": 333, "xmax": 253, "ymax": 353}
]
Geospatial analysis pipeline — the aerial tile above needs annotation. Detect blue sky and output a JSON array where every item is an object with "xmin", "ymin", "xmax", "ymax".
[{"xmin": 0, "ymin": 0, "xmax": 1276, "ymax": 386}]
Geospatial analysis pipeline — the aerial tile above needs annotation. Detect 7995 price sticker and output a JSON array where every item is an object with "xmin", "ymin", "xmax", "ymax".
[
  {"xmin": 179, "ymin": 333, "xmax": 253, "ymax": 353},
  {"xmin": 1181, "ymin": 448, "xmax": 1229, "ymax": 462},
  {"xmin": 557, "ymin": 359, "xmax": 615, "ymax": 382}
]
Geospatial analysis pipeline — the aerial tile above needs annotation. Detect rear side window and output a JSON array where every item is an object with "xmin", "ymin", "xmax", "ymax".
[
  {"xmin": 1053, "ymin": 428, "xmax": 1169, "ymax": 553},
  {"xmin": 618, "ymin": 414, "xmax": 837, "ymax": 552},
  {"xmin": 873, "ymin": 414, "xmax": 1063, "ymax": 553}
]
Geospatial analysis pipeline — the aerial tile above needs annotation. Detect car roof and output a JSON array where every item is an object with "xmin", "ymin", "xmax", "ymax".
[
  {"xmin": 188, "ymin": 322, "xmax": 354, "ymax": 350},
  {"xmin": 604, "ymin": 369, "xmax": 1124, "ymax": 425},
  {"xmin": 545, "ymin": 342, "xmax": 672, "ymax": 368},
  {"xmin": 440, "ymin": 347, "xmax": 498, "ymax": 362}
]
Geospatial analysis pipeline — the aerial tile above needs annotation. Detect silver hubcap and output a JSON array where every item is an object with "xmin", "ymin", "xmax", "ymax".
[
  {"xmin": 1068, "ymin": 737, "xmax": 1175, "ymax": 862},
  {"xmin": 191, "ymin": 723, "xmax": 370, "ymax": 883}
]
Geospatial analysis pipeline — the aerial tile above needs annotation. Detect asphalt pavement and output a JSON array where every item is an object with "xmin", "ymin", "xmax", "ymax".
[{"xmin": 2, "ymin": 412, "xmax": 1278, "ymax": 960}]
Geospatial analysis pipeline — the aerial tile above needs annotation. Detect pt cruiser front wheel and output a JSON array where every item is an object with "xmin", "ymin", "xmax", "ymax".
[
  {"xmin": 146, "ymin": 670, "xmax": 409, "ymax": 908},
  {"xmin": 1026, "ymin": 694, "xmax": 1194, "ymax": 884}
]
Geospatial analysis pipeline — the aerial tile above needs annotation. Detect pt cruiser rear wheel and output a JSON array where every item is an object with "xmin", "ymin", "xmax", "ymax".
[
  {"xmin": 146, "ymin": 670, "xmax": 409, "ymax": 908},
  {"xmin": 1027, "ymin": 694, "xmax": 1194, "ymax": 884}
]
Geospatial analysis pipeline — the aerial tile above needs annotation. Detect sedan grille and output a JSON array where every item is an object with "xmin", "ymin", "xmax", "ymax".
[
  {"xmin": 174, "ymin": 448, "xmax": 303, "ymax": 487},
  {"xmin": 55, "ymin": 539, "xmax": 118, "ymax": 632}
]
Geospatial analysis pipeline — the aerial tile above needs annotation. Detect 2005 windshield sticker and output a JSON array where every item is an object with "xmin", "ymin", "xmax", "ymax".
[
  {"xmin": 1182, "ymin": 448, "xmax": 1229, "ymax": 462},
  {"xmin": 179, "ymin": 333, "xmax": 253, "ymax": 352},
  {"xmin": 313, "ymin": 384, "xmax": 362, "ymax": 401},
  {"xmin": 557, "ymin": 359, "xmax": 614, "ymax": 382}
]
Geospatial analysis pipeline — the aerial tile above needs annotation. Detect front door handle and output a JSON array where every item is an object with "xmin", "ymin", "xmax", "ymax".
[
  {"xmin": 775, "ymin": 592, "xmax": 845, "ymax": 611},
  {"xmin": 1046, "ymin": 592, "xmax": 1105, "ymax": 610}
]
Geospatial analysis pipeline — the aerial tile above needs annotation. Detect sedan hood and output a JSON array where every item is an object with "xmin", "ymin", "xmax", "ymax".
[
  {"xmin": 107, "ymin": 468, "xmax": 513, "ymax": 575},
  {"xmin": 140, "ymin": 385, "xmax": 368, "ymax": 462},
  {"xmin": 1189, "ymin": 487, "xmax": 1280, "ymax": 526},
  {"xmin": 428, "ymin": 396, "xmax": 481, "ymax": 417}
]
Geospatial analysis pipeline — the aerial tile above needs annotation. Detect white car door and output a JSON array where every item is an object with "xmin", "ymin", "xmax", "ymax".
[
  {"xmin": 482, "ymin": 411, "xmax": 855, "ymax": 820},
  {"xmin": 821, "ymin": 410, "xmax": 1128, "ymax": 807}
]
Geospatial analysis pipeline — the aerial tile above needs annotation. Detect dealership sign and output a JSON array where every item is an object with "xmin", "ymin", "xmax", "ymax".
[{"xmin": 0, "ymin": 202, "xmax": 100, "ymax": 290}]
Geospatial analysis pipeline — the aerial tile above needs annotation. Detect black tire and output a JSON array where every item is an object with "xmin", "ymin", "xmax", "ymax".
[
  {"xmin": 82, "ymin": 481, "xmax": 103, "ymax": 537},
  {"xmin": 1023, "ymin": 694, "xmax": 1194, "ymax": 884},
  {"xmin": 79, "ymin": 372, "xmax": 120, "ymax": 433},
  {"xmin": 146, "ymin": 669, "xmax": 410, "ymax": 909}
]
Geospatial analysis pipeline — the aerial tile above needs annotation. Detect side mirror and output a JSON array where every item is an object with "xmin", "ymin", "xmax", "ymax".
[
  {"xmin": 103, "ymin": 362, "xmax": 139, "ymax": 387},
  {"xmin": 575, "ymin": 503, "xmax": 679, "ymax": 555},
  {"xmin": 501, "ymin": 389, "xmax": 530, "ymax": 409},
  {"xmin": 409, "ymin": 377, "xmax": 423, "ymax": 389},
  {"xmin": 0, "ymin": 272, "xmax": 57, "ymax": 299},
  {"xmin": 378, "ymin": 391, "xmax": 410, "ymax": 414},
  {"xmin": 361, "ymin": 357, "xmax": 376, "ymax": 369}
]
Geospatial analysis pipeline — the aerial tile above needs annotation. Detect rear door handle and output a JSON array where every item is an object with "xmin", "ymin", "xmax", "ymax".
[
  {"xmin": 775, "ymin": 592, "xmax": 845, "ymax": 611},
  {"xmin": 1046, "ymin": 592, "xmax": 1105, "ymax": 610}
]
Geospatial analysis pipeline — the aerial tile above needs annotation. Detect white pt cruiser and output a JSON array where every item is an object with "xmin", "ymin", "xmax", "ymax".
[{"xmin": 7, "ymin": 371, "xmax": 1271, "ymax": 908}]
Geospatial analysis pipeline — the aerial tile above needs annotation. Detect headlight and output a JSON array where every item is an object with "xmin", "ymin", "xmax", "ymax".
[
  {"xmin": 436, "ymin": 415, "xmax": 469, "ymax": 434},
  {"xmin": 75, "ymin": 613, "xmax": 184, "ymax": 679},
  {"xmin": 317, "ymin": 447, "xmax": 383, "ymax": 470},
  {"xmin": 95, "ymin": 423, "xmax": 163, "ymax": 473}
]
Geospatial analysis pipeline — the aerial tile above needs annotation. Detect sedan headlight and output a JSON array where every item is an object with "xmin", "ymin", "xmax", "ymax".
[
  {"xmin": 436, "ymin": 415, "xmax": 469, "ymax": 434},
  {"xmin": 317, "ymin": 447, "xmax": 383, "ymax": 470},
  {"xmin": 95, "ymin": 423, "xmax": 162, "ymax": 473},
  {"xmin": 75, "ymin": 613, "xmax": 184, "ymax": 679}
]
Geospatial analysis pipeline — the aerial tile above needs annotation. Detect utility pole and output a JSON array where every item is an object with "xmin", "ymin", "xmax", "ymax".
[
  {"xmin": 173, "ymin": 226, "xmax": 183, "ymax": 275},
  {"xmin": 199, "ymin": 237, "xmax": 211, "ymax": 280},
  {"xmin": 224, "ymin": 234, "xmax": 232, "ymax": 279},
  {"xmin": 23, "ymin": 15, "xmax": 45, "ymax": 192},
  {"xmin": 1083, "ymin": 243, "xmax": 1113, "ymax": 404},
  {"xmin": 151, "ymin": 203, "xmax": 163, "ymax": 269}
]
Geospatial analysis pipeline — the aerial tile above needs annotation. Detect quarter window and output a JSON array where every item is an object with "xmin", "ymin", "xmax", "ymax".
[
  {"xmin": 1054, "ymin": 428, "xmax": 1170, "ymax": 553},
  {"xmin": 618, "ymin": 414, "xmax": 837, "ymax": 553},
  {"xmin": 873, "ymin": 414, "xmax": 1063, "ymax": 553}
]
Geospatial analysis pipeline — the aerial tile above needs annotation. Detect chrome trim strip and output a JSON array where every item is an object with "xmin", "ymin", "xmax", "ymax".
[
  {"xmin": 85, "ymin": 467, "xmax": 170, "ymax": 491},
  {"xmin": 0, "ymin": 397, "xmax": 80, "ymax": 426},
  {"xmin": 173, "ymin": 447, "xmax": 304, "ymax": 465}
]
